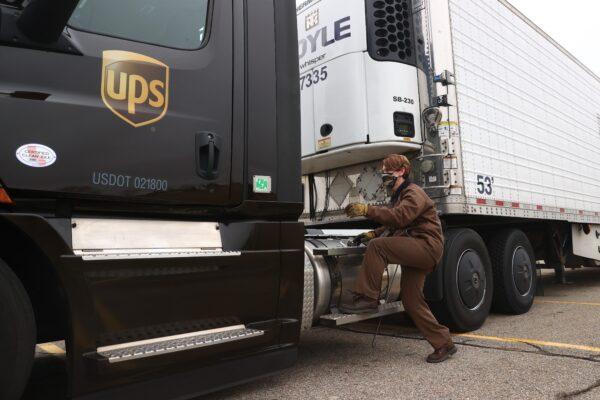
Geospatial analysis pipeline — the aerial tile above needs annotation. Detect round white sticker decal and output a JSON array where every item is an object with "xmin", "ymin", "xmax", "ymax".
[{"xmin": 16, "ymin": 144, "xmax": 57, "ymax": 168}]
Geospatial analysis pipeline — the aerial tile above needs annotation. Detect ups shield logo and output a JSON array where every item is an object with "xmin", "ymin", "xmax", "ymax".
[{"xmin": 101, "ymin": 50, "xmax": 169, "ymax": 128}]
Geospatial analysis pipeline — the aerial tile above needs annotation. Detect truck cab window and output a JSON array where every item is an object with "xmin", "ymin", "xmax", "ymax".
[{"xmin": 68, "ymin": 0, "xmax": 209, "ymax": 49}]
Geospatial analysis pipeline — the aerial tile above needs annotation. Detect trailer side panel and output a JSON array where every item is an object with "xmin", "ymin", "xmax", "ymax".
[{"xmin": 448, "ymin": 0, "xmax": 600, "ymax": 222}]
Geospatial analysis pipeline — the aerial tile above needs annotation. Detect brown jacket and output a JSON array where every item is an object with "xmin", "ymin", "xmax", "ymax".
[{"xmin": 368, "ymin": 182, "xmax": 444, "ymax": 264}]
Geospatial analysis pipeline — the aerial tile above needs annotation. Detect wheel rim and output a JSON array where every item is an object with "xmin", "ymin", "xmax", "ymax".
[
  {"xmin": 512, "ymin": 246, "xmax": 533, "ymax": 296},
  {"xmin": 456, "ymin": 249, "xmax": 487, "ymax": 311}
]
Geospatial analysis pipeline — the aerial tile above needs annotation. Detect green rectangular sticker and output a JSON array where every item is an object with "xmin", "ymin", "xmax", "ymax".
[{"xmin": 253, "ymin": 176, "xmax": 272, "ymax": 194}]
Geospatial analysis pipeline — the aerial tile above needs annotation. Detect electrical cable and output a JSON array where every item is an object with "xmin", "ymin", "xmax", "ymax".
[
  {"xmin": 308, "ymin": 174, "xmax": 316, "ymax": 220},
  {"xmin": 308, "ymin": 174, "xmax": 316, "ymax": 221},
  {"xmin": 311, "ymin": 174, "xmax": 319, "ymax": 222},
  {"xmin": 341, "ymin": 325, "xmax": 600, "ymax": 365},
  {"xmin": 371, "ymin": 264, "xmax": 400, "ymax": 349},
  {"xmin": 318, "ymin": 171, "xmax": 331, "ymax": 221}
]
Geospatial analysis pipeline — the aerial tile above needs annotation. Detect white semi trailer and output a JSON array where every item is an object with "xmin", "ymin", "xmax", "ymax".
[{"xmin": 298, "ymin": 0, "xmax": 600, "ymax": 332}]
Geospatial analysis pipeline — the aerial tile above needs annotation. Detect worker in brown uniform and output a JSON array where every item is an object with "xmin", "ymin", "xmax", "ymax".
[{"xmin": 340, "ymin": 154, "xmax": 456, "ymax": 363}]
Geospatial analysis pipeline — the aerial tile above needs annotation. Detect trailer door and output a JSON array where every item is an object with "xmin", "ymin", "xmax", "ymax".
[{"xmin": 0, "ymin": 0, "xmax": 239, "ymax": 207}]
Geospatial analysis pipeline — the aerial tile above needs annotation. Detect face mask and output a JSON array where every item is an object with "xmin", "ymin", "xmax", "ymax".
[{"xmin": 381, "ymin": 173, "xmax": 397, "ymax": 188}]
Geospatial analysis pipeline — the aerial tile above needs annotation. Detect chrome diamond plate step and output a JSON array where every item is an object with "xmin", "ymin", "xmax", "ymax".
[
  {"xmin": 320, "ymin": 301, "xmax": 404, "ymax": 327},
  {"xmin": 96, "ymin": 325, "xmax": 263, "ymax": 363},
  {"xmin": 311, "ymin": 246, "xmax": 366, "ymax": 257},
  {"xmin": 75, "ymin": 249, "xmax": 241, "ymax": 261}
]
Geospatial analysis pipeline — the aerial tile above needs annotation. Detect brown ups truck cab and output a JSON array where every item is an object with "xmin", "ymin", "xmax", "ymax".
[{"xmin": 0, "ymin": 0, "xmax": 303, "ymax": 398}]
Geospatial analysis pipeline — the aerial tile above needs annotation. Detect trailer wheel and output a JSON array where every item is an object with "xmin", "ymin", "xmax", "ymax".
[
  {"xmin": 0, "ymin": 259, "xmax": 36, "ymax": 400},
  {"xmin": 488, "ymin": 229, "xmax": 536, "ymax": 314},
  {"xmin": 430, "ymin": 229, "xmax": 493, "ymax": 332}
]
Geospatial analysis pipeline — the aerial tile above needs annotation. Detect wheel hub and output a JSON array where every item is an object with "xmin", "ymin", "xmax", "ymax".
[
  {"xmin": 471, "ymin": 272, "xmax": 481, "ymax": 288},
  {"xmin": 457, "ymin": 250, "xmax": 487, "ymax": 310},
  {"xmin": 512, "ymin": 247, "xmax": 533, "ymax": 296}
]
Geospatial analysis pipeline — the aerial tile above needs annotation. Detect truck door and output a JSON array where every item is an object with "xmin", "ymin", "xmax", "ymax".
[{"xmin": 0, "ymin": 0, "xmax": 239, "ymax": 207}]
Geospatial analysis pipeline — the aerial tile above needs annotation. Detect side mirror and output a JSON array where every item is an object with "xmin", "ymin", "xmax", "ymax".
[{"xmin": 17, "ymin": 0, "xmax": 79, "ymax": 43}]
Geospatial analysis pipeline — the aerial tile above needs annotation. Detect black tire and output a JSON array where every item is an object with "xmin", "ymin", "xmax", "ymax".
[
  {"xmin": 488, "ymin": 229, "xmax": 536, "ymax": 314},
  {"xmin": 430, "ymin": 229, "xmax": 493, "ymax": 332},
  {"xmin": 0, "ymin": 259, "xmax": 36, "ymax": 400}
]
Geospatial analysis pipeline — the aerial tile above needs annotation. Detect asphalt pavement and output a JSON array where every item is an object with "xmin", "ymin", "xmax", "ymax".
[
  {"xmin": 205, "ymin": 268, "xmax": 600, "ymax": 400},
  {"xmin": 25, "ymin": 268, "xmax": 600, "ymax": 400}
]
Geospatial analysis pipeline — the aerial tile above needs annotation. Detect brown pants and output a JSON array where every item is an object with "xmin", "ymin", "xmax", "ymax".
[{"xmin": 354, "ymin": 237, "xmax": 451, "ymax": 349}]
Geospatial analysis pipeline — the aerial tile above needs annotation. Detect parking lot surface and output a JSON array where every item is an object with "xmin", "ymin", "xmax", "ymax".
[
  {"xmin": 25, "ymin": 268, "xmax": 600, "ymax": 400},
  {"xmin": 206, "ymin": 268, "xmax": 600, "ymax": 400}
]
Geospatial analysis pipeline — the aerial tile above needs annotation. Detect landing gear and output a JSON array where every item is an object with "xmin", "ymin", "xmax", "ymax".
[{"xmin": 553, "ymin": 264, "xmax": 573, "ymax": 285}]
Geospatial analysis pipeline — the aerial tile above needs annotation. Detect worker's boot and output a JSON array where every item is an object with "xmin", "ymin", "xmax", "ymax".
[
  {"xmin": 339, "ymin": 293, "xmax": 379, "ymax": 314},
  {"xmin": 426, "ymin": 343, "xmax": 458, "ymax": 363}
]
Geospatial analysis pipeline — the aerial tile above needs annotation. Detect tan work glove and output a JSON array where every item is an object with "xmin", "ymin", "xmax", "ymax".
[
  {"xmin": 349, "ymin": 231, "xmax": 377, "ymax": 246},
  {"xmin": 345, "ymin": 203, "xmax": 369, "ymax": 218}
]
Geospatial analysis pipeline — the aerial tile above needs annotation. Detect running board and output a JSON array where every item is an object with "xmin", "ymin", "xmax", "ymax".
[
  {"xmin": 312, "ymin": 247, "xmax": 366, "ymax": 257},
  {"xmin": 95, "ymin": 325, "xmax": 264, "ymax": 363},
  {"xmin": 75, "ymin": 249, "xmax": 241, "ymax": 261},
  {"xmin": 319, "ymin": 301, "xmax": 404, "ymax": 327}
]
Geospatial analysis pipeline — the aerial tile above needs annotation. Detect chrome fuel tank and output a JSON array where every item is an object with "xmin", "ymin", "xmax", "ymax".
[{"xmin": 302, "ymin": 236, "xmax": 402, "ymax": 329}]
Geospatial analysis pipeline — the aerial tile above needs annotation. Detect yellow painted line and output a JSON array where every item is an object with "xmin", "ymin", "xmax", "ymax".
[
  {"xmin": 536, "ymin": 299, "xmax": 600, "ymax": 307},
  {"xmin": 455, "ymin": 333, "xmax": 600, "ymax": 353},
  {"xmin": 37, "ymin": 342, "xmax": 66, "ymax": 355}
]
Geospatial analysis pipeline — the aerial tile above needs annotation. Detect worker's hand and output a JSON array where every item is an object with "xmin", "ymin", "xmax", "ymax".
[
  {"xmin": 345, "ymin": 203, "xmax": 369, "ymax": 218},
  {"xmin": 349, "ymin": 231, "xmax": 377, "ymax": 246}
]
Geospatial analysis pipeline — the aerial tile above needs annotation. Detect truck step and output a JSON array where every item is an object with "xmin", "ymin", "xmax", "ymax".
[
  {"xmin": 75, "ymin": 249, "xmax": 241, "ymax": 261},
  {"xmin": 319, "ymin": 301, "xmax": 404, "ymax": 327},
  {"xmin": 96, "ymin": 325, "xmax": 264, "ymax": 363},
  {"xmin": 311, "ymin": 246, "xmax": 366, "ymax": 257}
]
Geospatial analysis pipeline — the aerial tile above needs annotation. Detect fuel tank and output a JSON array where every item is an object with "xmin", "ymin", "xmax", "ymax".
[{"xmin": 302, "ymin": 235, "xmax": 401, "ymax": 329}]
